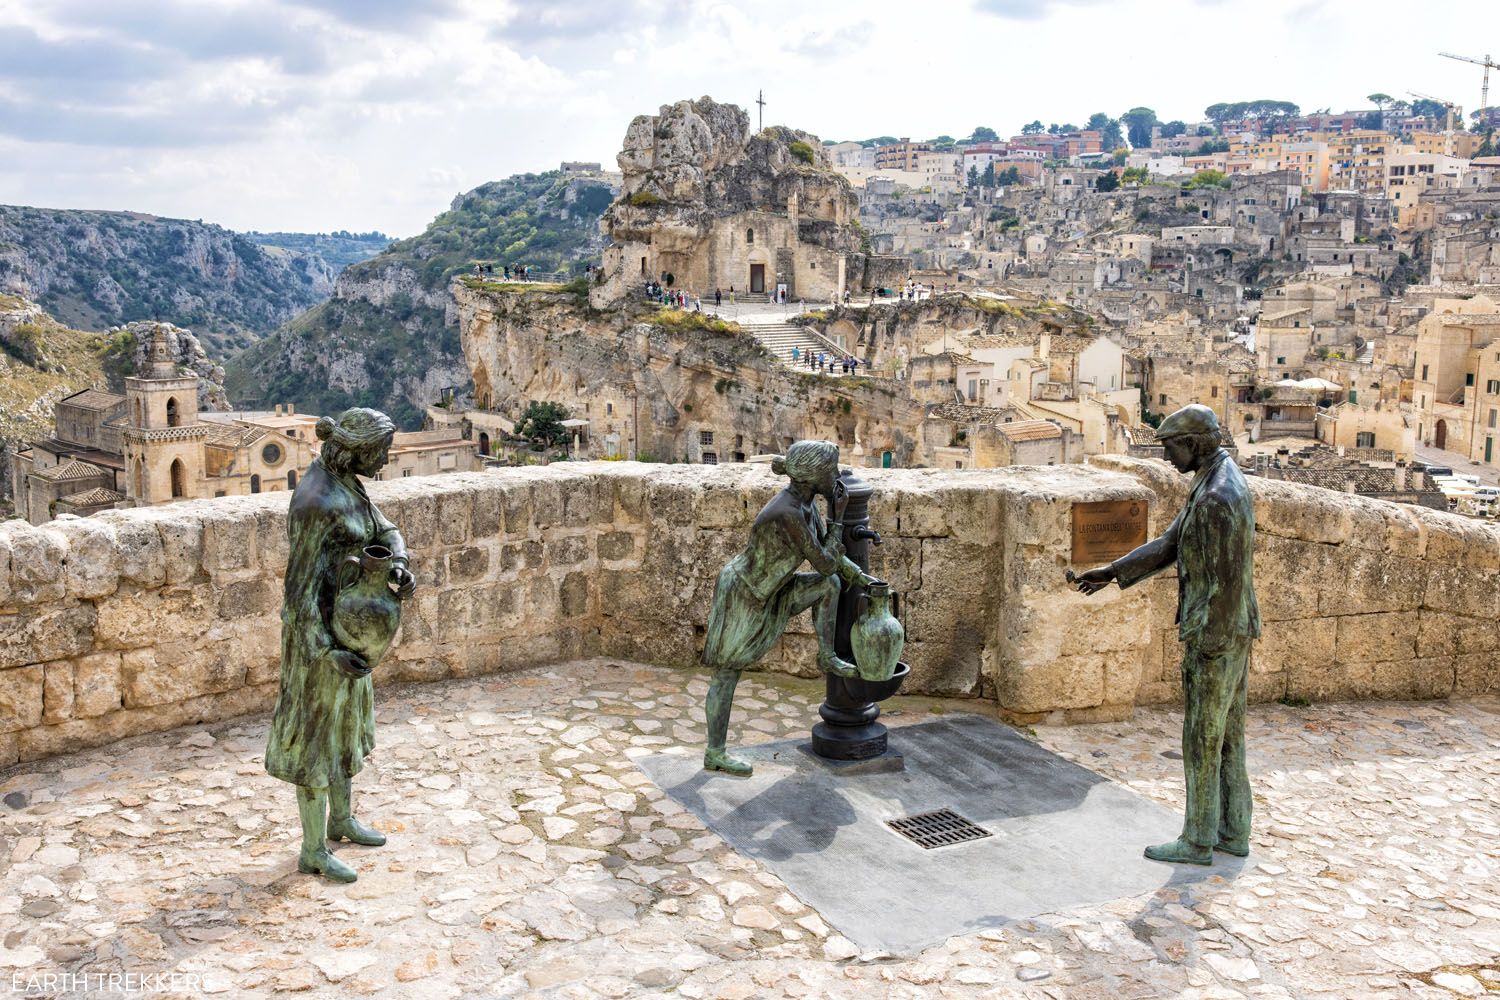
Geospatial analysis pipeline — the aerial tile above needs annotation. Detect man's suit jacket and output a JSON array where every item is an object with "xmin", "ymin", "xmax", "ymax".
[{"xmin": 1112, "ymin": 449, "xmax": 1260, "ymax": 650}]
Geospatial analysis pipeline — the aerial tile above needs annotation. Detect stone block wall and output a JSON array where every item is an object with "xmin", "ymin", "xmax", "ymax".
[
  {"xmin": 1091, "ymin": 455, "xmax": 1500, "ymax": 712},
  {"xmin": 0, "ymin": 459, "xmax": 1494, "ymax": 765}
]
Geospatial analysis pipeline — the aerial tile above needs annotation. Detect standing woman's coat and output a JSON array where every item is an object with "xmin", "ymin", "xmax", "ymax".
[{"xmin": 265, "ymin": 458, "xmax": 407, "ymax": 788}]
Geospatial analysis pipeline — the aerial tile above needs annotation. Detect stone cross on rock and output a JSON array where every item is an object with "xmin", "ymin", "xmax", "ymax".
[{"xmin": 756, "ymin": 90, "xmax": 766, "ymax": 132}]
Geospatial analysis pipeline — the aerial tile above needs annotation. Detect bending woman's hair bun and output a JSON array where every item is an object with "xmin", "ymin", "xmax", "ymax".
[
  {"xmin": 770, "ymin": 455, "xmax": 787, "ymax": 476},
  {"xmin": 315, "ymin": 415, "xmax": 337, "ymax": 442}
]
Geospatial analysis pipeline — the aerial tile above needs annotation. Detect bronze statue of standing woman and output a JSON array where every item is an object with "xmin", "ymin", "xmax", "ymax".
[
  {"xmin": 701, "ymin": 441, "xmax": 878, "ymax": 776},
  {"xmin": 265, "ymin": 408, "xmax": 415, "ymax": 882}
]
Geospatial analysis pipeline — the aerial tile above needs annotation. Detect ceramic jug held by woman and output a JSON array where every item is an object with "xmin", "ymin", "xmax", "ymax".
[
  {"xmin": 331, "ymin": 544, "xmax": 403, "ymax": 668},
  {"xmin": 850, "ymin": 581, "xmax": 904, "ymax": 683}
]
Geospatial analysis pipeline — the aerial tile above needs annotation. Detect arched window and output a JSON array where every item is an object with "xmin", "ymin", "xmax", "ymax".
[
  {"xmin": 170, "ymin": 459, "xmax": 186, "ymax": 498},
  {"xmin": 746, "ymin": 228, "xmax": 754, "ymax": 245},
  {"xmin": 134, "ymin": 457, "xmax": 146, "ymax": 500},
  {"xmin": 166, "ymin": 397, "xmax": 180, "ymax": 427},
  {"xmin": 134, "ymin": 398, "xmax": 143, "ymax": 426},
  {"xmin": 287, "ymin": 470, "xmax": 297, "ymax": 490},
  {"xmin": 250, "ymin": 474, "xmax": 261, "ymax": 494}
]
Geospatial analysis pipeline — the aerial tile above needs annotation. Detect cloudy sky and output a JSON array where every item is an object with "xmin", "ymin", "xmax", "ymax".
[{"xmin": 0, "ymin": 0, "xmax": 1490, "ymax": 236}]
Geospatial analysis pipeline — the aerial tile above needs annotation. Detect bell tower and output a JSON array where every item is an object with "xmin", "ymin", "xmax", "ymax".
[{"xmin": 122, "ymin": 325, "xmax": 207, "ymax": 504}]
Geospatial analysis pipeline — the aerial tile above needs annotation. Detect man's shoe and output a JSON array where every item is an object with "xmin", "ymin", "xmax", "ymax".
[
  {"xmin": 298, "ymin": 847, "xmax": 358, "ymax": 883},
  {"xmin": 704, "ymin": 749, "xmax": 753, "ymax": 777},
  {"xmin": 1214, "ymin": 838, "xmax": 1250, "ymax": 857},
  {"xmin": 1144, "ymin": 838, "xmax": 1213, "ymax": 866},
  {"xmin": 328, "ymin": 816, "xmax": 387, "ymax": 847}
]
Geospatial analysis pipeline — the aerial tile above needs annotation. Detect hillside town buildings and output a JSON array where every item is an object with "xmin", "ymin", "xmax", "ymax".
[{"xmin": 7, "ymin": 325, "xmax": 480, "ymax": 524}]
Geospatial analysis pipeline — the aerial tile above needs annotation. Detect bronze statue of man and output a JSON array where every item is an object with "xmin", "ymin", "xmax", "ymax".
[
  {"xmin": 701, "ymin": 441, "xmax": 877, "ymax": 776},
  {"xmin": 1072, "ymin": 404, "xmax": 1259, "ymax": 865}
]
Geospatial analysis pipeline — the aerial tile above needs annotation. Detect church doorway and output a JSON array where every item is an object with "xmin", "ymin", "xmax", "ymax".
[
  {"xmin": 749, "ymin": 264, "xmax": 765, "ymax": 294},
  {"xmin": 170, "ymin": 459, "xmax": 186, "ymax": 498},
  {"xmin": 1435, "ymin": 419, "xmax": 1448, "ymax": 450}
]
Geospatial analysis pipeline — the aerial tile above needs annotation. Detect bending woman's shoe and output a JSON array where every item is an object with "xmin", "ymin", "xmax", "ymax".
[
  {"xmin": 703, "ymin": 748, "xmax": 753, "ymax": 777},
  {"xmin": 298, "ymin": 847, "xmax": 358, "ymax": 883},
  {"xmin": 328, "ymin": 816, "xmax": 387, "ymax": 847},
  {"xmin": 816, "ymin": 654, "xmax": 859, "ymax": 678}
]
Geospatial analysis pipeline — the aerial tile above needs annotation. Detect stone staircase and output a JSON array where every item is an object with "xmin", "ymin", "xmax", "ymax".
[{"xmin": 748, "ymin": 323, "xmax": 851, "ymax": 373}]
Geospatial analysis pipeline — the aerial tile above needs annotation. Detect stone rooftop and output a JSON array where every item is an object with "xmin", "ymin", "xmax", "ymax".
[{"xmin": 3, "ymin": 660, "xmax": 1498, "ymax": 999}]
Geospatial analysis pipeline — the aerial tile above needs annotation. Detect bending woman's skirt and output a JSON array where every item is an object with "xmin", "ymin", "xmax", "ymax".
[{"xmin": 702, "ymin": 556, "xmax": 800, "ymax": 671}]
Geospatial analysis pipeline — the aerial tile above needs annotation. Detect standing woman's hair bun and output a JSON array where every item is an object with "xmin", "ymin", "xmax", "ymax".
[
  {"xmin": 770, "ymin": 455, "xmax": 787, "ymax": 476},
  {"xmin": 315, "ymin": 415, "xmax": 337, "ymax": 442}
]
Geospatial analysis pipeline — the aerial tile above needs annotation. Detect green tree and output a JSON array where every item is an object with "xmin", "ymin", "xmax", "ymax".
[
  {"xmin": 1204, "ymin": 103, "xmax": 1236, "ymax": 125},
  {"xmin": 981, "ymin": 161, "xmax": 997, "ymax": 188},
  {"xmin": 1111, "ymin": 148, "xmax": 1129, "ymax": 166},
  {"xmin": 1095, "ymin": 171, "xmax": 1121, "ymax": 193},
  {"xmin": 970, "ymin": 126, "xmax": 998, "ymax": 142},
  {"xmin": 1410, "ymin": 98, "xmax": 1446, "ymax": 122},
  {"xmin": 1122, "ymin": 166, "xmax": 1151, "ymax": 184},
  {"xmin": 967, "ymin": 165, "xmax": 980, "ymax": 188},
  {"xmin": 1021, "ymin": 120, "xmax": 1045, "ymax": 135},
  {"xmin": 1087, "ymin": 112, "xmax": 1122, "ymax": 150},
  {"xmin": 997, "ymin": 166, "xmax": 1022, "ymax": 186},
  {"xmin": 1186, "ymin": 169, "xmax": 1231, "ymax": 189},
  {"xmin": 1367, "ymin": 92, "xmax": 1393, "ymax": 116},
  {"xmin": 517, "ymin": 401, "xmax": 570, "ymax": 447},
  {"xmin": 1160, "ymin": 120, "xmax": 1187, "ymax": 138},
  {"xmin": 1121, "ymin": 107, "xmax": 1158, "ymax": 148}
]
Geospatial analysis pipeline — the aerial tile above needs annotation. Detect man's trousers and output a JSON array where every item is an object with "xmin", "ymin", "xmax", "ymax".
[{"xmin": 1178, "ymin": 636, "xmax": 1253, "ymax": 848}]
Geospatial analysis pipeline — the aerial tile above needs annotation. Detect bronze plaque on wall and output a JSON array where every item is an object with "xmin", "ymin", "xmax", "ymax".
[{"xmin": 1071, "ymin": 500, "xmax": 1148, "ymax": 564}]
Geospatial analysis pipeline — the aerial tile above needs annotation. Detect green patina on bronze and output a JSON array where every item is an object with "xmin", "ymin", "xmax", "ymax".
[
  {"xmin": 702, "ymin": 441, "xmax": 878, "ymax": 777},
  {"xmin": 264, "ymin": 407, "xmax": 416, "ymax": 883},
  {"xmin": 1072, "ymin": 403, "xmax": 1260, "ymax": 866}
]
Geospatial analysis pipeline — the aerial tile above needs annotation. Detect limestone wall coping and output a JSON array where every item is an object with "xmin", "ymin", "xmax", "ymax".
[{"xmin": 0, "ymin": 459, "xmax": 1493, "ymax": 765}]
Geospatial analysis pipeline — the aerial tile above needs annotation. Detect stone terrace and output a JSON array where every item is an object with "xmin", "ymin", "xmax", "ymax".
[{"xmin": 2, "ymin": 662, "xmax": 1497, "ymax": 999}]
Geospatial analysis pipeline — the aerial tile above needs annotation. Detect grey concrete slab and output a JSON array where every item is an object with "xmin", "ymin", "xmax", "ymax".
[{"xmin": 636, "ymin": 713, "xmax": 1247, "ymax": 954}]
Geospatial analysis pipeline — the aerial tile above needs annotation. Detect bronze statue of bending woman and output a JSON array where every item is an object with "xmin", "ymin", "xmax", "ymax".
[
  {"xmin": 702, "ymin": 440, "xmax": 877, "ymax": 776},
  {"xmin": 265, "ymin": 408, "xmax": 415, "ymax": 882}
]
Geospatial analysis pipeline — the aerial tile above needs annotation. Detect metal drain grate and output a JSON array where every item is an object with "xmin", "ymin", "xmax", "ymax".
[{"xmin": 887, "ymin": 808, "xmax": 992, "ymax": 849}]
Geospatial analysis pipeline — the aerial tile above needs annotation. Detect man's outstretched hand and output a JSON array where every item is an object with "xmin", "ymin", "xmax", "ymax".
[{"xmin": 1067, "ymin": 566, "xmax": 1116, "ymax": 595}]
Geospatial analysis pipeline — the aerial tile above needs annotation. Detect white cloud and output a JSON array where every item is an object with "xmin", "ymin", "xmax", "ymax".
[{"xmin": 0, "ymin": 0, "xmax": 1488, "ymax": 235}]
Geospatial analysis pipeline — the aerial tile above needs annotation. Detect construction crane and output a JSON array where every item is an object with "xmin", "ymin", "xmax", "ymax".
[
  {"xmin": 1408, "ymin": 91, "xmax": 1461, "ymax": 132},
  {"xmin": 1439, "ymin": 52, "xmax": 1496, "ymax": 128}
]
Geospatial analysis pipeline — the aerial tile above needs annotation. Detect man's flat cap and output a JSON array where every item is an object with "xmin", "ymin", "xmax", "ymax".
[{"xmin": 1156, "ymin": 403, "xmax": 1220, "ymax": 440}]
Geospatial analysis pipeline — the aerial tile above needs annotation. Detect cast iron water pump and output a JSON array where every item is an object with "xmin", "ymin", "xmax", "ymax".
[{"xmin": 810, "ymin": 468, "xmax": 909, "ymax": 760}]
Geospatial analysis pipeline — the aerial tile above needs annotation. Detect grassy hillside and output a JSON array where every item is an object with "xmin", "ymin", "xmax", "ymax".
[
  {"xmin": 0, "ymin": 206, "xmax": 335, "ymax": 357},
  {"xmin": 225, "ymin": 170, "xmax": 616, "ymax": 429}
]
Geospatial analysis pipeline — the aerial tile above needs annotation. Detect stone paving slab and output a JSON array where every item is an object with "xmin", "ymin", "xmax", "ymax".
[
  {"xmin": 640, "ymin": 714, "xmax": 1241, "ymax": 953},
  {"xmin": 0, "ymin": 660, "xmax": 1497, "ymax": 998}
]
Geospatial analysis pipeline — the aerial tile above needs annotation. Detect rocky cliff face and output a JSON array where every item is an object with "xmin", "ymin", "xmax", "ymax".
[
  {"xmin": 601, "ymin": 97, "xmax": 859, "ymax": 250},
  {"xmin": 457, "ymin": 283, "xmax": 925, "ymax": 465},
  {"xmin": 0, "ymin": 206, "xmax": 334, "ymax": 356},
  {"xmin": 225, "ymin": 170, "xmax": 615, "ymax": 429}
]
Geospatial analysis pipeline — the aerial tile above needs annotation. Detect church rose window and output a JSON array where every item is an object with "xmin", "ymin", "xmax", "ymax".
[{"xmin": 262, "ymin": 442, "xmax": 284, "ymax": 465}]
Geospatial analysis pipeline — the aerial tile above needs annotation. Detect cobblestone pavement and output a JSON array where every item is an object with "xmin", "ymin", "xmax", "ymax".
[{"xmin": 1, "ymin": 660, "xmax": 1497, "ymax": 999}]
